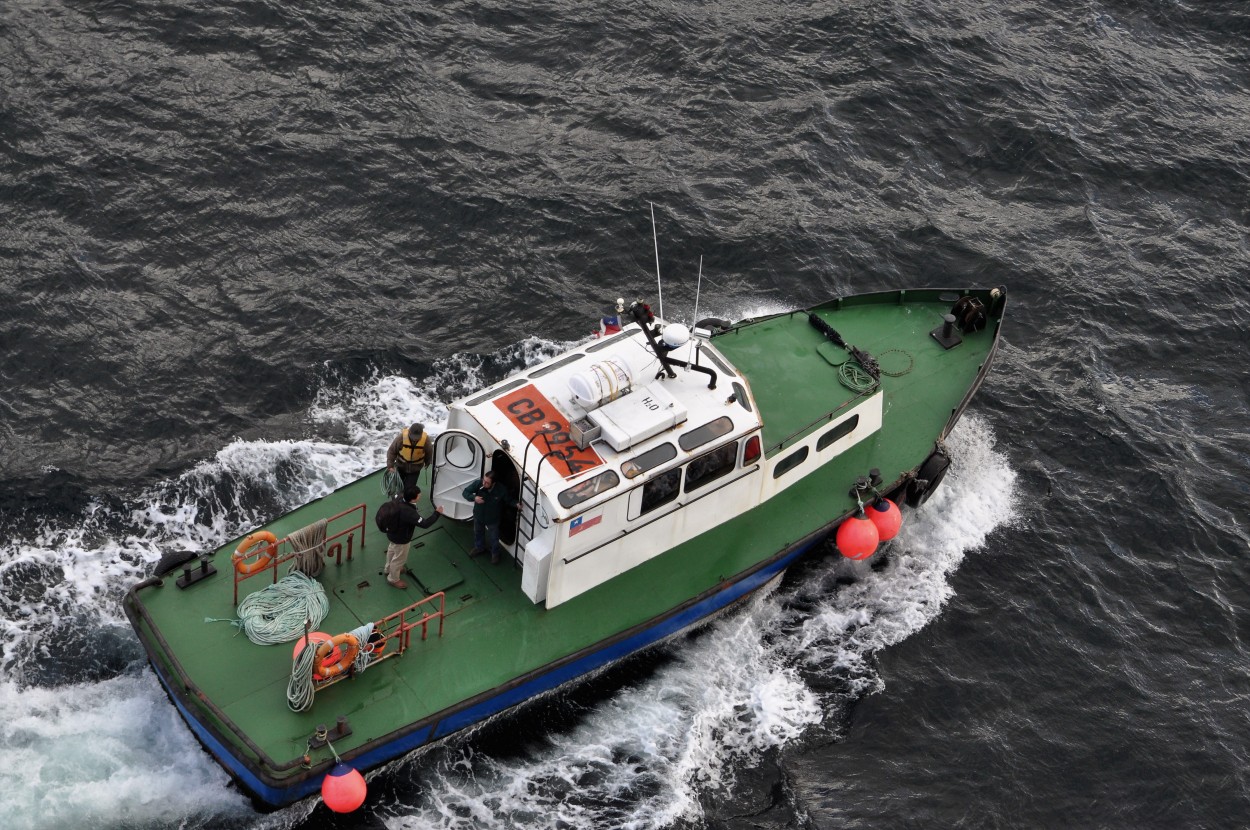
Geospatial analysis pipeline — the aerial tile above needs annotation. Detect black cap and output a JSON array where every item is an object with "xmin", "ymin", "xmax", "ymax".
[{"xmin": 409, "ymin": 423, "xmax": 424, "ymax": 437}]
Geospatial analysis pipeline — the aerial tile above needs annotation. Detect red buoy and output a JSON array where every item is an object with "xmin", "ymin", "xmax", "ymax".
[
  {"xmin": 322, "ymin": 763, "xmax": 367, "ymax": 813},
  {"xmin": 836, "ymin": 513, "xmax": 879, "ymax": 560},
  {"xmin": 865, "ymin": 498, "xmax": 902, "ymax": 541}
]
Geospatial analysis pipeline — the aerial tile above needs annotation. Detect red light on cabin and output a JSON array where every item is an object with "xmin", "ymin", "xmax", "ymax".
[{"xmin": 743, "ymin": 435, "xmax": 761, "ymax": 465}]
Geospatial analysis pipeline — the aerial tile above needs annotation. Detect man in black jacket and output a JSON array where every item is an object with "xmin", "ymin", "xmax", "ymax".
[{"xmin": 384, "ymin": 485, "xmax": 443, "ymax": 589}]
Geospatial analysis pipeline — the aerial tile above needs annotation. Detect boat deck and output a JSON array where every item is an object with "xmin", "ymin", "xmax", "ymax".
[
  {"xmin": 133, "ymin": 475, "xmax": 546, "ymax": 773},
  {"xmin": 714, "ymin": 291, "xmax": 995, "ymax": 460}
]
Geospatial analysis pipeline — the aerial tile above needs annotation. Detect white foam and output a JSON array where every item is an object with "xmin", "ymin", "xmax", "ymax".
[{"xmin": 0, "ymin": 672, "xmax": 251, "ymax": 830}]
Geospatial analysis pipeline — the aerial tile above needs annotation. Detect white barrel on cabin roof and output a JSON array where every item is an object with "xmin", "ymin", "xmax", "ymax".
[{"xmin": 568, "ymin": 349, "xmax": 655, "ymax": 410}]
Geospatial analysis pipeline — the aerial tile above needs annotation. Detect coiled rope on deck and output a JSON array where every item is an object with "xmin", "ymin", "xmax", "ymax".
[
  {"xmin": 231, "ymin": 571, "xmax": 329, "ymax": 645},
  {"xmin": 286, "ymin": 518, "xmax": 327, "ymax": 579},
  {"xmin": 287, "ymin": 622, "xmax": 376, "ymax": 712}
]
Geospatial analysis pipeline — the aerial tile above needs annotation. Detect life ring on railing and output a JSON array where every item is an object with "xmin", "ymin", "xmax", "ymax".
[
  {"xmin": 232, "ymin": 530, "xmax": 278, "ymax": 575},
  {"xmin": 314, "ymin": 634, "xmax": 360, "ymax": 679}
]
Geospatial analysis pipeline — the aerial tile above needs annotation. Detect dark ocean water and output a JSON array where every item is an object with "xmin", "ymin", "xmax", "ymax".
[{"xmin": 2, "ymin": 0, "xmax": 1249, "ymax": 827}]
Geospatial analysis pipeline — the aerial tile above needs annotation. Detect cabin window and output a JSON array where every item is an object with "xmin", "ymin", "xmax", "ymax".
[
  {"xmin": 685, "ymin": 442, "xmax": 737, "ymax": 492},
  {"xmin": 586, "ymin": 330, "xmax": 632, "ymax": 352},
  {"xmin": 558, "ymin": 470, "xmax": 620, "ymax": 508},
  {"xmin": 640, "ymin": 467, "xmax": 681, "ymax": 515},
  {"xmin": 465, "ymin": 378, "xmax": 527, "ymax": 406},
  {"xmin": 529, "ymin": 353, "xmax": 584, "ymax": 378},
  {"xmin": 773, "ymin": 446, "xmax": 808, "ymax": 478},
  {"xmin": 731, "ymin": 381, "xmax": 752, "ymax": 412},
  {"xmin": 621, "ymin": 442, "xmax": 677, "ymax": 480},
  {"xmin": 701, "ymin": 347, "xmax": 734, "ymax": 377},
  {"xmin": 817, "ymin": 415, "xmax": 859, "ymax": 451},
  {"xmin": 443, "ymin": 435, "xmax": 479, "ymax": 469},
  {"xmin": 679, "ymin": 416, "xmax": 734, "ymax": 452}
]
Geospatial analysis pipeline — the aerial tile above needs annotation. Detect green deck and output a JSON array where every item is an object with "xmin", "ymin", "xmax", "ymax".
[
  {"xmin": 714, "ymin": 292, "xmax": 996, "ymax": 460},
  {"xmin": 126, "ymin": 287, "xmax": 1004, "ymax": 792}
]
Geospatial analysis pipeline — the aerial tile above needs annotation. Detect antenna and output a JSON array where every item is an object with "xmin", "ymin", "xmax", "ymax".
[
  {"xmin": 649, "ymin": 202, "xmax": 664, "ymax": 320},
  {"xmin": 692, "ymin": 255, "xmax": 703, "ymax": 328}
]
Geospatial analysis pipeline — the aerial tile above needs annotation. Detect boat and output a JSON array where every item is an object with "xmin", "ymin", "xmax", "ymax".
[{"xmin": 123, "ymin": 286, "xmax": 1006, "ymax": 809}]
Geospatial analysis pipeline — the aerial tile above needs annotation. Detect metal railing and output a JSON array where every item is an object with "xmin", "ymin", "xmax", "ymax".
[{"xmin": 231, "ymin": 503, "xmax": 367, "ymax": 605}]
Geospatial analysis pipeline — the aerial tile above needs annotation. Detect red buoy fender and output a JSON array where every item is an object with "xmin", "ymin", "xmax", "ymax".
[
  {"xmin": 866, "ymin": 498, "xmax": 902, "ymax": 541},
  {"xmin": 836, "ymin": 514, "xmax": 879, "ymax": 560},
  {"xmin": 322, "ymin": 762, "xmax": 367, "ymax": 812}
]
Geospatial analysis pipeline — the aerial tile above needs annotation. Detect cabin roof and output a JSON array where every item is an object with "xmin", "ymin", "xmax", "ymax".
[{"xmin": 451, "ymin": 324, "xmax": 761, "ymax": 519}]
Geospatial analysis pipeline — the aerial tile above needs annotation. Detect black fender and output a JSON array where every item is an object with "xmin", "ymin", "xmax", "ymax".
[
  {"xmin": 906, "ymin": 448, "xmax": 951, "ymax": 507},
  {"xmin": 153, "ymin": 549, "xmax": 200, "ymax": 578},
  {"xmin": 694, "ymin": 317, "xmax": 733, "ymax": 333}
]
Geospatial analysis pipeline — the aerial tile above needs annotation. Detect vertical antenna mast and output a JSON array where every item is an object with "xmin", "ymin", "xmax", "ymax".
[
  {"xmin": 649, "ymin": 202, "xmax": 664, "ymax": 320},
  {"xmin": 692, "ymin": 255, "xmax": 703, "ymax": 327}
]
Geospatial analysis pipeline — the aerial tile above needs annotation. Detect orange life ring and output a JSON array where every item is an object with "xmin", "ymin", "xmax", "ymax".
[
  {"xmin": 232, "ymin": 530, "xmax": 278, "ymax": 575},
  {"xmin": 314, "ymin": 634, "xmax": 360, "ymax": 678}
]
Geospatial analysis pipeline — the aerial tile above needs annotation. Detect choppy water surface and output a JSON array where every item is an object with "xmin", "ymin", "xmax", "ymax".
[{"xmin": 1, "ymin": 1, "xmax": 1248, "ymax": 828}]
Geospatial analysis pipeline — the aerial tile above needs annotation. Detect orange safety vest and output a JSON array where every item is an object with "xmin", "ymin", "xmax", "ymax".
[{"xmin": 398, "ymin": 429, "xmax": 429, "ymax": 465}]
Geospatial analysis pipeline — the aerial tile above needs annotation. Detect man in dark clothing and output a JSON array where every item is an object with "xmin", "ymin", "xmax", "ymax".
[
  {"xmin": 384, "ymin": 484, "xmax": 443, "ymax": 589},
  {"xmin": 386, "ymin": 423, "xmax": 430, "ymax": 492},
  {"xmin": 462, "ymin": 471, "xmax": 516, "ymax": 564}
]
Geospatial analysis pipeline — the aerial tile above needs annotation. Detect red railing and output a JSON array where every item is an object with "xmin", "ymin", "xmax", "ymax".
[
  {"xmin": 308, "ymin": 592, "xmax": 447, "ymax": 693},
  {"xmin": 231, "ymin": 503, "xmax": 367, "ymax": 605},
  {"xmin": 376, "ymin": 591, "xmax": 446, "ymax": 651}
]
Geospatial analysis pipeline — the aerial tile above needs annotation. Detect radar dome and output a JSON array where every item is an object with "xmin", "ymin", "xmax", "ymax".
[{"xmin": 661, "ymin": 324, "xmax": 690, "ymax": 349}]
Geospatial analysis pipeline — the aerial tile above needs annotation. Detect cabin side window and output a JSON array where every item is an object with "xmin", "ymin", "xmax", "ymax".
[
  {"xmin": 640, "ymin": 467, "xmax": 681, "ymax": 515},
  {"xmin": 817, "ymin": 415, "xmax": 860, "ymax": 451},
  {"xmin": 731, "ymin": 381, "xmax": 752, "ymax": 412},
  {"xmin": 679, "ymin": 416, "xmax": 734, "ymax": 452},
  {"xmin": 685, "ymin": 442, "xmax": 738, "ymax": 492},
  {"xmin": 621, "ymin": 442, "xmax": 678, "ymax": 480},
  {"xmin": 558, "ymin": 470, "xmax": 620, "ymax": 508},
  {"xmin": 773, "ymin": 446, "xmax": 808, "ymax": 478}
]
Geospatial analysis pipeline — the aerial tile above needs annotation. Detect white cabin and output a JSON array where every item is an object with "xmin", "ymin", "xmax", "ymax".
[{"xmin": 428, "ymin": 322, "xmax": 881, "ymax": 608}]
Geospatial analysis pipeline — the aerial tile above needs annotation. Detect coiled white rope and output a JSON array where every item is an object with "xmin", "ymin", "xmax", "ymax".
[
  {"xmin": 232, "ymin": 571, "xmax": 329, "ymax": 645},
  {"xmin": 286, "ymin": 622, "xmax": 377, "ymax": 712},
  {"xmin": 287, "ymin": 638, "xmax": 318, "ymax": 712}
]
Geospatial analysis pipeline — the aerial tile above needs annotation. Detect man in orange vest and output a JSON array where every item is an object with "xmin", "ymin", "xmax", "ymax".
[{"xmin": 386, "ymin": 422, "xmax": 430, "ymax": 492}]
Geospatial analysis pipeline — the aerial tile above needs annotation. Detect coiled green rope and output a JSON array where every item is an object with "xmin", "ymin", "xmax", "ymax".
[{"xmin": 232, "ymin": 571, "xmax": 329, "ymax": 645}]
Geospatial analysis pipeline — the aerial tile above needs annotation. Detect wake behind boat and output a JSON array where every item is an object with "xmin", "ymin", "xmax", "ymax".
[{"xmin": 124, "ymin": 286, "xmax": 1006, "ymax": 809}]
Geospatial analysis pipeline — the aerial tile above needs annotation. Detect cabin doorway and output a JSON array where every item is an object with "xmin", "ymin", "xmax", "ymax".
[
  {"xmin": 429, "ymin": 430, "xmax": 487, "ymax": 521},
  {"xmin": 489, "ymin": 450, "xmax": 521, "ymax": 546}
]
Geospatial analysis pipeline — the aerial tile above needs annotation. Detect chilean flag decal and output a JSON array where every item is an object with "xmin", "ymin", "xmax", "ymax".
[{"xmin": 569, "ymin": 513, "xmax": 602, "ymax": 537}]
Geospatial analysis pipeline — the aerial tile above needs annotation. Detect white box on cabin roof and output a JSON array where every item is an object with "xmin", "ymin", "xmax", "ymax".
[{"xmin": 587, "ymin": 383, "xmax": 688, "ymax": 452}]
